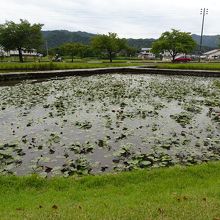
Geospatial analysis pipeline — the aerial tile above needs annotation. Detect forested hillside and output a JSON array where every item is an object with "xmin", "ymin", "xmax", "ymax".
[{"xmin": 42, "ymin": 30, "xmax": 219, "ymax": 51}]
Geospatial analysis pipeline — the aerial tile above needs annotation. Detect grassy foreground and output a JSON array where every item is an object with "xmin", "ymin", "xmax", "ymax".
[
  {"xmin": 156, "ymin": 63, "xmax": 220, "ymax": 71},
  {"xmin": 0, "ymin": 162, "xmax": 220, "ymax": 220}
]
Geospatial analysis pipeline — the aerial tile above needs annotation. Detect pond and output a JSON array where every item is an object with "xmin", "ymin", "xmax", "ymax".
[{"xmin": 0, "ymin": 74, "xmax": 220, "ymax": 177}]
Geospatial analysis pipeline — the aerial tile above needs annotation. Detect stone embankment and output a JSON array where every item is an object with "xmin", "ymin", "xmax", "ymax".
[{"xmin": 0, "ymin": 67, "xmax": 220, "ymax": 81}]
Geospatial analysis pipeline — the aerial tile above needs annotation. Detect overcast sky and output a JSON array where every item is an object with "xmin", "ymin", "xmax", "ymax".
[{"xmin": 1, "ymin": 0, "xmax": 219, "ymax": 38}]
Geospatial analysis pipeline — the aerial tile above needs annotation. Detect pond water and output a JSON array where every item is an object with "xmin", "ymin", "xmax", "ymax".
[{"xmin": 0, "ymin": 74, "xmax": 220, "ymax": 177}]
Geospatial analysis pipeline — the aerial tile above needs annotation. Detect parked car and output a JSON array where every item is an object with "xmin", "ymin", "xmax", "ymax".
[{"xmin": 174, "ymin": 57, "xmax": 192, "ymax": 63}]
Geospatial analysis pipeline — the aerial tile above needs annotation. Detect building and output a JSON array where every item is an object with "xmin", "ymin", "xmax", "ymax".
[
  {"xmin": 0, "ymin": 47, "xmax": 7, "ymax": 56},
  {"xmin": 138, "ymin": 48, "xmax": 155, "ymax": 60},
  {"xmin": 0, "ymin": 46, "xmax": 39, "ymax": 57},
  {"xmin": 161, "ymin": 51, "xmax": 172, "ymax": 61},
  {"xmin": 203, "ymin": 49, "xmax": 220, "ymax": 60}
]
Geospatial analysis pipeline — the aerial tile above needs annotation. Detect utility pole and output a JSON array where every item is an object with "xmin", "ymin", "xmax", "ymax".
[
  {"xmin": 199, "ymin": 8, "xmax": 208, "ymax": 62},
  {"xmin": 45, "ymin": 40, "xmax": 49, "ymax": 57}
]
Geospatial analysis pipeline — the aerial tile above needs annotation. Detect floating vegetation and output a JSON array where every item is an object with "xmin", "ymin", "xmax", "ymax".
[
  {"xmin": 170, "ymin": 111, "xmax": 194, "ymax": 127},
  {"xmin": 206, "ymin": 107, "xmax": 220, "ymax": 126},
  {"xmin": 61, "ymin": 156, "xmax": 92, "ymax": 176},
  {"xmin": 0, "ymin": 143, "xmax": 22, "ymax": 174},
  {"xmin": 182, "ymin": 103, "xmax": 203, "ymax": 114},
  {"xmin": 0, "ymin": 74, "xmax": 220, "ymax": 176},
  {"xmin": 70, "ymin": 141, "xmax": 95, "ymax": 154},
  {"xmin": 113, "ymin": 144, "xmax": 174, "ymax": 171},
  {"xmin": 75, "ymin": 121, "xmax": 92, "ymax": 129}
]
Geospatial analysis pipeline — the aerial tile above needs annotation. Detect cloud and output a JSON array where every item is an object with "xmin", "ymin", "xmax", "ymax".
[{"xmin": 1, "ymin": 0, "xmax": 219, "ymax": 38}]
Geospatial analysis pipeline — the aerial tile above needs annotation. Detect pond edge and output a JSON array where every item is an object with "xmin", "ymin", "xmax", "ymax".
[{"xmin": 1, "ymin": 67, "xmax": 220, "ymax": 81}]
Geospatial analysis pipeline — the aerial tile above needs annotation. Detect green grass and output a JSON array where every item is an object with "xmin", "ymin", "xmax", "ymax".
[
  {"xmin": 0, "ymin": 62, "xmax": 143, "ymax": 72},
  {"xmin": 0, "ymin": 162, "xmax": 220, "ymax": 220},
  {"xmin": 156, "ymin": 63, "xmax": 220, "ymax": 70},
  {"xmin": 1, "ymin": 61, "xmax": 220, "ymax": 73}
]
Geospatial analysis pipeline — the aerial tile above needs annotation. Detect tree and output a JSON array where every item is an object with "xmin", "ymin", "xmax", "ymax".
[
  {"xmin": 124, "ymin": 46, "xmax": 138, "ymax": 57},
  {"xmin": 151, "ymin": 29, "xmax": 196, "ymax": 62},
  {"xmin": 60, "ymin": 42, "xmax": 85, "ymax": 62},
  {"xmin": 77, "ymin": 45, "xmax": 95, "ymax": 58},
  {"xmin": 91, "ymin": 32, "xmax": 127, "ymax": 62},
  {"xmin": 0, "ymin": 19, "xmax": 43, "ymax": 62}
]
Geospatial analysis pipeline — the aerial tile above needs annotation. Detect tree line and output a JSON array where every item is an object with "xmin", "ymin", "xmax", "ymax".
[
  {"xmin": 51, "ymin": 32, "xmax": 137, "ymax": 63},
  {"xmin": 0, "ymin": 19, "xmax": 197, "ymax": 62}
]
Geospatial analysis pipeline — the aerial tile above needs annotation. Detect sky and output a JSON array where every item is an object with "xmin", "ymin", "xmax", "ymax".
[{"xmin": 1, "ymin": 0, "xmax": 219, "ymax": 38}]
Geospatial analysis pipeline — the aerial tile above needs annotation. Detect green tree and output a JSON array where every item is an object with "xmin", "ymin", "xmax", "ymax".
[
  {"xmin": 151, "ymin": 29, "xmax": 196, "ymax": 62},
  {"xmin": 0, "ymin": 19, "xmax": 43, "ymax": 62},
  {"xmin": 78, "ymin": 45, "xmax": 95, "ymax": 58},
  {"xmin": 124, "ymin": 46, "xmax": 138, "ymax": 57},
  {"xmin": 60, "ymin": 42, "xmax": 85, "ymax": 62},
  {"xmin": 91, "ymin": 33, "xmax": 127, "ymax": 62}
]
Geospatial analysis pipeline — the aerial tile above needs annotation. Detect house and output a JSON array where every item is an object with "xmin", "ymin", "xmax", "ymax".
[
  {"xmin": 203, "ymin": 49, "xmax": 220, "ymax": 60},
  {"xmin": 138, "ymin": 48, "xmax": 155, "ymax": 60}
]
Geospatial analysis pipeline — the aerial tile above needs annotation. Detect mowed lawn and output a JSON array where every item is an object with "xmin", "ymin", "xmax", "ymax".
[{"xmin": 0, "ymin": 162, "xmax": 220, "ymax": 220}]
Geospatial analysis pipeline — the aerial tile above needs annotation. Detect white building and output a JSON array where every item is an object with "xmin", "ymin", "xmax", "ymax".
[
  {"xmin": 161, "ymin": 51, "xmax": 172, "ymax": 61},
  {"xmin": 138, "ymin": 48, "xmax": 155, "ymax": 59},
  {"xmin": 0, "ymin": 46, "xmax": 39, "ymax": 57},
  {"xmin": 0, "ymin": 46, "xmax": 7, "ymax": 56},
  {"xmin": 203, "ymin": 49, "xmax": 220, "ymax": 60}
]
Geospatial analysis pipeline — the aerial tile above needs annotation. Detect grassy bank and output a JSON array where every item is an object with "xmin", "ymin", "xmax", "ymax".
[
  {"xmin": 156, "ymin": 63, "xmax": 220, "ymax": 71},
  {"xmin": 0, "ymin": 162, "xmax": 220, "ymax": 220},
  {"xmin": 2, "ymin": 62, "xmax": 220, "ymax": 72},
  {"xmin": 0, "ymin": 61, "xmax": 143, "ymax": 72}
]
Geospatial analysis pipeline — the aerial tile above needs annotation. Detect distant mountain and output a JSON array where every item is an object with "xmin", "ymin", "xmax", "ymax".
[
  {"xmin": 127, "ymin": 38, "xmax": 155, "ymax": 49},
  {"xmin": 192, "ymin": 34, "xmax": 220, "ymax": 49},
  {"xmin": 42, "ymin": 30, "xmax": 95, "ymax": 48},
  {"xmin": 42, "ymin": 30, "xmax": 220, "ymax": 52},
  {"xmin": 42, "ymin": 30, "xmax": 155, "ymax": 50}
]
